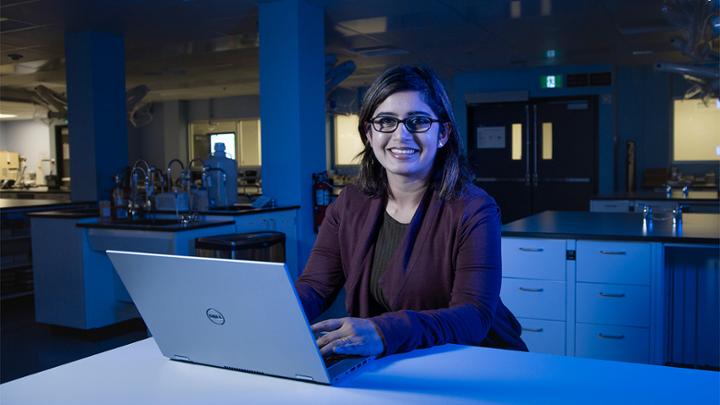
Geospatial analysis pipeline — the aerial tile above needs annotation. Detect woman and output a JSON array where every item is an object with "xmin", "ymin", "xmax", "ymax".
[{"xmin": 296, "ymin": 65, "xmax": 527, "ymax": 357}]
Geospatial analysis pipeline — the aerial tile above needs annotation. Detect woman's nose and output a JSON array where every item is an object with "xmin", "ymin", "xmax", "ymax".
[{"xmin": 391, "ymin": 122, "xmax": 413, "ymax": 140}]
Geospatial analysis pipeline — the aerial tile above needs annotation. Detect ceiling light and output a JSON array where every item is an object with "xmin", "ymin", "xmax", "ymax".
[
  {"xmin": 0, "ymin": 114, "xmax": 18, "ymax": 118},
  {"xmin": 541, "ymin": 0, "xmax": 552, "ymax": 16},
  {"xmin": 335, "ymin": 17, "xmax": 387, "ymax": 37},
  {"xmin": 510, "ymin": 1, "xmax": 521, "ymax": 19},
  {"xmin": 546, "ymin": 49, "xmax": 556, "ymax": 58}
]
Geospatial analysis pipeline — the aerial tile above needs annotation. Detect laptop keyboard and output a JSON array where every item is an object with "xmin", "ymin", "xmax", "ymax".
[{"xmin": 323, "ymin": 354, "xmax": 357, "ymax": 368}]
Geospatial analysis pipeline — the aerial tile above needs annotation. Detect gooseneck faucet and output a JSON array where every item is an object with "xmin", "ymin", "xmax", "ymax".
[
  {"xmin": 129, "ymin": 166, "xmax": 150, "ymax": 220},
  {"xmin": 166, "ymin": 159, "xmax": 185, "ymax": 192}
]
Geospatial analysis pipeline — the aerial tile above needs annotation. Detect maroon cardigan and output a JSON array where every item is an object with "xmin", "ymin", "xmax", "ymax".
[{"xmin": 295, "ymin": 183, "xmax": 527, "ymax": 355}]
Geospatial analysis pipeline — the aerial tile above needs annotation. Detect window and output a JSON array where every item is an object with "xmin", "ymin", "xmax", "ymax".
[
  {"xmin": 673, "ymin": 98, "xmax": 720, "ymax": 162},
  {"xmin": 209, "ymin": 132, "xmax": 236, "ymax": 159},
  {"xmin": 188, "ymin": 119, "xmax": 262, "ymax": 167},
  {"xmin": 334, "ymin": 114, "xmax": 364, "ymax": 166}
]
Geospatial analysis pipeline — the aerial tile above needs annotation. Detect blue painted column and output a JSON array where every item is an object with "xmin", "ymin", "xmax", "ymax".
[
  {"xmin": 65, "ymin": 32, "xmax": 129, "ymax": 202},
  {"xmin": 259, "ymin": 0, "xmax": 326, "ymax": 273}
]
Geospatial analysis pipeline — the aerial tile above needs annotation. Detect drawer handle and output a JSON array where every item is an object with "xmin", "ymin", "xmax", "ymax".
[
  {"xmin": 522, "ymin": 327, "xmax": 544, "ymax": 333},
  {"xmin": 599, "ymin": 250, "xmax": 627, "ymax": 255},
  {"xmin": 598, "ymin": 333, "xmax": 625, "ymax": 340},
  {"xmin": 599, "ymin": 292, "xmax": 626, "ymax": 298},
  {"xmin": 519, "ymin": 287, "xmax": 544, "ymax": 292},
  {"xmin": 519, "ymin": 247, "xmax": 544, "ymax": 252}
]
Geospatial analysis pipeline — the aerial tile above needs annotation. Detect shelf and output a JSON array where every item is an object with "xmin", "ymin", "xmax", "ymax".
[
  {"xmin": 1, "ymin": 235, "xmax": 31, "ymax": 242},
  {"xmin": 1, "ymin": 291, "xmax": 33, "ymax": 300},
  {"xmin": 1, "ymin": 263, "xmax": 32, "ymax": 271}
]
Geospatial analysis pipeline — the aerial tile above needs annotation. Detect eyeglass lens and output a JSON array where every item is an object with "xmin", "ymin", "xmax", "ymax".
[{"xmin": 372, "ymin": 117, "xmax": 435, "ymax": 133}]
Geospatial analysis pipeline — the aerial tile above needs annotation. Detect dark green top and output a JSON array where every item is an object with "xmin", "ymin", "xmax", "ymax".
[{"xmin": 370, "ymin": 211, "xmax": 409, "ymax": 311}]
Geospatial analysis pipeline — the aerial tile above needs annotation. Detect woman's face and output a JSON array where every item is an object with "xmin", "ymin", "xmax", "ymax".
[{"xmin": 366, "ymin": 91, "xmax": 448, "ymax": 183}]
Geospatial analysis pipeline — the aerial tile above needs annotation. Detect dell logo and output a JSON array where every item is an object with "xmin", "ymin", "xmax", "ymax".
[{"xmin": 206, "ymin": 308, "xmax": 226, "ymax": 325}]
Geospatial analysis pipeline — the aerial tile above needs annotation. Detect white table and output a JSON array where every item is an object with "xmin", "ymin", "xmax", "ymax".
[{"xmin": 1, "ymin": 338, "xmax": 717, "ymax": 404}]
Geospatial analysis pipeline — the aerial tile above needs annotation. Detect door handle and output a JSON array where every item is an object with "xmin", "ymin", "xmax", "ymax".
[
  {"xmin": 518, "ymin": 247, "xmax": 544, "ymax": 252},
  {"xmin": 598, "ymin": 333, "xmax": 625, "ymax": 340},
  {"xmin": 519, "ymin": 287, "xmax": 544, "ymax": 292},
  {"xmin": 599, "ymin": 292, "xmax": 626, "ymax": 298},
  {"xmin": 599, "ymin": 250, "xmax": 627, "ymax": 255}
]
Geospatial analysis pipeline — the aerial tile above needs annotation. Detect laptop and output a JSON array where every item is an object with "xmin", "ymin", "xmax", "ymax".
[{"xmin": 106, "ymin": 250, "xmax": 372, "ymax": 385}]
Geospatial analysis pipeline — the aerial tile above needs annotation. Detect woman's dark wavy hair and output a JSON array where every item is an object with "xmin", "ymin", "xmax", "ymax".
[{"xmin": 355, "ymin": 65, "xmax": 471, "ymax": 200}]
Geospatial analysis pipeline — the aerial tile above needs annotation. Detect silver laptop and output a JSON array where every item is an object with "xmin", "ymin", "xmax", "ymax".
[{"xmin": 107, "ymin": 250, "xmax": 371, "ymax": 385}]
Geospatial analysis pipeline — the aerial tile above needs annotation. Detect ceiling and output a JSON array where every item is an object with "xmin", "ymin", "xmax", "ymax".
[{"xmin": 0, "ymin": 0, "xmax": 703, "ymax": 118}]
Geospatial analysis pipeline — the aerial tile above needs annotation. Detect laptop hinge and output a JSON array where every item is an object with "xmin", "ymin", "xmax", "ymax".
[{"xmin": 295, "ymin": 374, "xmax": 314, "ymax": 381}]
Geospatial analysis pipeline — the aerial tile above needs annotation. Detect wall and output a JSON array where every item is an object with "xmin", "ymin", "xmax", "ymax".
[
  {"xmin": 453, "ymin": 64, "xmax": 719, "ymax": 193},
  {"xmin": 453, "ymin": 64, "xmax": 616, "ymax": 194},
  {"xmin": 128, "ymin": 95, "xmax": 260, "ymax": 168},
  {"xmin": 0, "ymin": 120, "xmax": 53, "ymax": 173}
]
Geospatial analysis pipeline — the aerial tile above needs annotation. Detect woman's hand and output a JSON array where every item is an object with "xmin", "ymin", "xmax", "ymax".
[{"xmin": 312, "ymin": 317, "xmax": 385, "ymax": 357}]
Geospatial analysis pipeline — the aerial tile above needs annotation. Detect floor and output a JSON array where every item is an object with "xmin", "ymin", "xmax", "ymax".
[{"xmin": 1, "ymin": 295, "xmax": 149, "ymax": 384}]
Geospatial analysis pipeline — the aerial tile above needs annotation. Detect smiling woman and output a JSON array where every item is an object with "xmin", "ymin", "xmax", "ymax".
[{"xmin": 295, "ymin": 65, "xmax": 527, "ymax": 359}]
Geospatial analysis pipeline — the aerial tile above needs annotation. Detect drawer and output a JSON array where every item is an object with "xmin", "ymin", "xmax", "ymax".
[
  {"xmin": 502, "ymin": 238, "xmax": 566, "ymax": 280},
  {"xmin": 590, "ymin": 200, "xmax": 631, "ymax": 213},
  {"xmin": 517, "ymin": 318, "xmax": 565, "ymax": 356},
  {"xmin": 501, "ymin": 278, "xmax": 565, "ymax": 321},
  {"xmin": 576, "ymin": 283, "xmax": 650, "ymax": 327},
  {"xmin": 576, "ymin": 241, "xmax": 651, "ymax": 285},
  {"xmin": 576, "ymin": 323, "xmax": 649, "ymax": 363}
]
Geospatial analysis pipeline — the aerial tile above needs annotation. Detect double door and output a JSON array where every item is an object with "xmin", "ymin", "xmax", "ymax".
[{"xmin": 467, "ymin": 97, "xmax": 597, "ymax": 223}]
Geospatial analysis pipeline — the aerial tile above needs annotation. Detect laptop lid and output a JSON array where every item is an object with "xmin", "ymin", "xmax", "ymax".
[{"xmin": 107, "ymin": 250, "xmax": 332, "ymax": 384}]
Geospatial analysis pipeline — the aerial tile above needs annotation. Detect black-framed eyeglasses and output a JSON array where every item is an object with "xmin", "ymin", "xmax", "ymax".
[{"xmin": 369, "ymin": 116, "xmax": 442, "ymax": 133}]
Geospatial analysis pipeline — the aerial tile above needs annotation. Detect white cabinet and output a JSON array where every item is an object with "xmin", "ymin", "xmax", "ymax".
[
  {"xmin": 501, "ymin": 237, "xmax": 569, "ymax": 356},
  {"xmin": 501, "ymin": 236, "xmax": 663, "ymax": 364}
]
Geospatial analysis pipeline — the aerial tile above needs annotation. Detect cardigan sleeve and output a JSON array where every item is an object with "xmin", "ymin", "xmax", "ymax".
[
  {"xmin": 369, "ymin": 198, "xmax": 502, "ymax": 355},
  {"xmin": 294, "ymin": 192, "xmax": 347, "ymax": 322}
]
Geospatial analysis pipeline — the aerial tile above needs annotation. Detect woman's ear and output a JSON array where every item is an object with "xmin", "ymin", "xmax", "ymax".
[{"xmin": 438, "ymin": 123, "xmax": 450, "ymax": 148}]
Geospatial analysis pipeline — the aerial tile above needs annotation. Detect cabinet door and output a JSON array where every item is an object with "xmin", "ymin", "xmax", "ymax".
[
  {"xmin": 576, "ymin": 323, "xmax": 649, "ymax": 363},
  {"xmin": 502, "ymin": 238, "xmax": 566, "ymax": 280},
  {"xmin": 576, "ymin": 283, "xmax": 650, "ymax": 327},
  {"xmin": 576, "ymin": 241, "xmax": 651, "ymax": 285},
  {"xmin": 517, "ymin": 318, "xmax": 566, "ymax": 356},
  {"xmin": 501, "ymin": 278, "xmax": 566, "ymax": 321}
]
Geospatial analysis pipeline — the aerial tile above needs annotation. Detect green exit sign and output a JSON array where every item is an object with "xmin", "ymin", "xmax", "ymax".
[{"xmin": 540, "ymin": 75, "xmax": 564, "ymax": 89}]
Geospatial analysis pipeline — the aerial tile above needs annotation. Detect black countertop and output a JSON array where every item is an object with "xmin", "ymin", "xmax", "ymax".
[
  {"xmin": 0, "ymin": 187, "xmax": 70, "ymax": 194},
  {"xmin": 155, "ymin": 205, "xmax": 301, "ymax": 216},
  {"xmin": 77, "ymin": 218, "xmax": 235, "ymax": 232},
  {"xmin": 0, "ymin": 199, "xmax": 93, "ymax": 211},
  {"xmin": 502, "ymin": 211, "xmax": 719, "ymax": 244},
  {"xmin": 592, "ymin": 191, "xmax": 718, "ymax": 201},
  {"xmin": 27, "ymin": 209, "xmax": 99, "ymax": 219}
]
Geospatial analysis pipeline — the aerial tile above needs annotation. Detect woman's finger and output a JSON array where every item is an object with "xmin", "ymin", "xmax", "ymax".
[
  {"xmin": 311, "ymin": 318, "xmax": 343, "ymax": 333},
  {"xmin": 316, "ymin": 329, "xmax": 344, "ymax": 348},
  {"xmin": 320, "ymin": 335, "xmax": 354, "ymax": 356}
]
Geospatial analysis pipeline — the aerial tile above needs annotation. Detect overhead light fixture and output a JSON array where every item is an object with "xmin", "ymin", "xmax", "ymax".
[
  {"xmin": 510, "ymin": 0, "xmax": 521, "ymax": 19},
  {"xmin": 0, "ymin": 114, "xmax": 18, "ymax": 119},
  {"xmin": 351, "ymin": 46, "xmax": 408, "ymax": 57},
  {"xmin": 546, "ymin": 49, "xmax": 557, "ymax": 58},
  {"xmin": 335, "ymin": 17, "xmax": 387, "ymax": 36},
  {"xmin": 541, "ymin": 0, "xmax": 552, "ymax": 16}
]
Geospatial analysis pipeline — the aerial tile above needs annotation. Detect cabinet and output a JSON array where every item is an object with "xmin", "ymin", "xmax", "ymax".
[
  {"xmin": 500, "ymin": 238, "xmax": 570, "ymax": 356},
  {"xmin": 232, "ymin": 209, "xmax": 299, "ymax": 279},
  {"xmin": 501, "ymin": 237, "xmax": 663, "ymax": 364}
]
